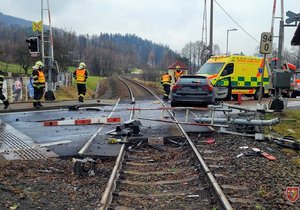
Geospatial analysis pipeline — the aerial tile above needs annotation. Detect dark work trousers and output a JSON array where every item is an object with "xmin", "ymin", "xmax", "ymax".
[
  {"xmin": 0, "ymin": 88, "xmax": 6, "ymax": 102},
  {"xmin": 77, "ymin": 83, "xmax": 86, "ymax": 98},
  {"xmin": 162, "ymin": 84, "xmax": 170, "ymax": 100},
  {"xmin": 33, "ymin": 87, "xmax": 44, "ymax": 101}
]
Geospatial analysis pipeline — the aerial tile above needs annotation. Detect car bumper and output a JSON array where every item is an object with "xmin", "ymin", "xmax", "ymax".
[{"xmin": 171, "ymin": 93, "xmax": 215, "ymax": 104}]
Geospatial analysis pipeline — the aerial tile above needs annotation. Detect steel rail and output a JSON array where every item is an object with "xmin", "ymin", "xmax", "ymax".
[
  {"xmin": 97, "ymin": 78, "xmax": 135, "ymax": 210},
  {"xmin": 116, "ymin": 76, "xmax": 135, "ymax": 104},
  {"xmin": 120, "ymin": 77, "xmax": 233, "ymax": 210},
  {"xmin": 99, "ymin": 77, "xmax": 233, "ymax": 210}
]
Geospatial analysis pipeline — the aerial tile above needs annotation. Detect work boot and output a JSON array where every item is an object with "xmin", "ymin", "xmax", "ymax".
[
  {"xmin": 78, "ymin": 96, "xmax": 84, "ymax": 102},
  {"xmin": 38, "ymin": 101, "xmax": 43, "ymax": 107},
  {"xmin": 3, "ymin": 100, "xmax": 9, "ymax": 109},
  {"xmin": 33, "ymin": 102, "xmax": 39, "ymax": 109}
]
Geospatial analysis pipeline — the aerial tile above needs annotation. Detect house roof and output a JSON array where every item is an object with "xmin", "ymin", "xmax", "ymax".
[
  {"xmin": 291, "ymin": 23, "xmax": 300, "ymax": 46},
  {"xmin": 167, "ymin": 61, "xmax": 188, "ymax": 70}
]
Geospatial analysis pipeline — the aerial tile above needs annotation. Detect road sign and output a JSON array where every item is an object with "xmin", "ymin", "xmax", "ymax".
[
  {"xmin": 260, "ymin": 32, "xmax": 273, "ymax": 54},
  {"xmin": 32, "ymin": 20, "xmax": 43, "ymax": 32},
  {"xmin": 286, "ymin": 11, "xmax": 300, "ymax": 24}
]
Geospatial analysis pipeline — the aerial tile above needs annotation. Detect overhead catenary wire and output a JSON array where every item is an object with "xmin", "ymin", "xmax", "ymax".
[{"xmin": 214, "ymin": 0, "xmax": 259, "ymax": 43}]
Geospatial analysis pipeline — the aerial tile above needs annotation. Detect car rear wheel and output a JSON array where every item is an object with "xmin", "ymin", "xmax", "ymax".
[
  {"xmin": 291, "ymin": 92, "xmax": 298, "ymax": 98},
  {"xmin": 171, "ymin": 101, "xmax": 178, "ymax": 107}
]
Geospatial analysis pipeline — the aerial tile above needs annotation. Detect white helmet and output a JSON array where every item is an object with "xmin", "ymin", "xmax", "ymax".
[
  {"xmin": 78, "ymin": 62, "xmax": 86, "ymax": 69},
  {"xmin": 35, "ymin": 61, "xmax": 44, "ymax": 67}
]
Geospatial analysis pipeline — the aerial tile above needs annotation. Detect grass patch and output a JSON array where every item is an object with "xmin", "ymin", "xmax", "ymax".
[
  {"xmin": 55, "ymin": 85, "xmax": 94, "ymax": 101},
  {"xmin": 86, "ymin": 76, "xmax": 103, "ymax": 90},
  {"xmin": 0, "ymin": 61, "xmax": 27, "ymax": 74},
  {"xmin": 133, "ymin": 77, "xmax": 164, "ymax": 94},
  {"xmin": 70, "ymin": 76, "xmax": 103, "ymax": 92},
  {"xmin": 267, "ymin": 109, "xmax": 300, "ymax": 139}
]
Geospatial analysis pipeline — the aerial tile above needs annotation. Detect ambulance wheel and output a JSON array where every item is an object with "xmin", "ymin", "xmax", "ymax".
[
  {"xmin": 232, "ymin": 94, "xmax": 238, "ymax": 100},
  {"xmin": 291, "ymin": 92, "xmax": 297, "ymax": 98}
]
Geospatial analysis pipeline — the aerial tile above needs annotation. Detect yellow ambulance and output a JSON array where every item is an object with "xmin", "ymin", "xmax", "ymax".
[{"xmin": 196, "ymin": 55, "xmax": 269, "ymax": 100}]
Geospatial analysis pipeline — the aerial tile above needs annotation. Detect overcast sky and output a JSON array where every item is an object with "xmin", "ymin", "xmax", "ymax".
[{"xmin": 1, "ymin": 0, "xmax": 299, "ymax": 55}]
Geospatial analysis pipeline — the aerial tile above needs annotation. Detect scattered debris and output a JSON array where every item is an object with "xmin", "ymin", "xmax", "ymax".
[
  {"xmin": 206, "ymin": 137, "xmax": 215, "ymax": 144},
  {"xmin": 148, "ymin": 137, "xmax": 164, "ymax": 146},
  {"xmin": 237, "ymin": 146, "xmax": 276, "ymax": 161},
  {"xmin": 194, "ymin": 103, "xmax": 279, "ymax": 139},
  {"xmin": 72, "ymin": 157, "xmax": 96, "ymax": 177},
  {"xmin": 266, "ymin": 133, "xmax": 300, "ymax": 150},
  {"xmin": 166, "ymin": 138, "xmax": 184, "ymax": 147},
  {"xmin": 236, "ymin": 153, "xmax": 244, "ymax": 158},
  {"xmin": 108, "ymin": 138, "xmax": 126, "ymax": 144},
  {"xmin": 37, "ymin": 167, "xmax": 64, "ymax": 173},
  {"xmin": 106, "ymin": 119, "xmax": 142, "ymax": 136}
]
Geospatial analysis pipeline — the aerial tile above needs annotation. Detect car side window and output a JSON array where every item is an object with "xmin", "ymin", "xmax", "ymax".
[{"xmin": 221, "ymin": 63, "xmax": 234, "ymax": 76}]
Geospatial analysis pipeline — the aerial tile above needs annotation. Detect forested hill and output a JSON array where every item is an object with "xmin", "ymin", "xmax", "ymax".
[
  {"xmin": 0, "ymin": 12, "xmax": 32, "ymax": 27},
  {"xmin": 0, "ymin": 11, "xmax": 182, "ymax": 77}
]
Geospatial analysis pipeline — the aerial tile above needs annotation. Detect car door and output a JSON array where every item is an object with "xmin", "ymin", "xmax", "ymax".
[{"xmin": 214, "ymin": 63, "xmax": 234, "ymax": 100}]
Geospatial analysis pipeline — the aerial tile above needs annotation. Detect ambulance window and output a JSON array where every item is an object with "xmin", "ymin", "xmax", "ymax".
[
  {"xmin": 197, "ymin": 63, "xmax": 224, "ymax": 75},
  {"xmin": 221, "ymin": 63, "xmax": 234, "ymax": 76}
]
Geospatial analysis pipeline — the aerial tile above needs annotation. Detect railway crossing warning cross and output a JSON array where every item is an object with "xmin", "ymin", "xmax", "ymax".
[
  {"xmin": 32, "ymin": 20, "xmax": 43, "ymax": 32},
  {"xmin": 286, "ymin": 11, "xmax": 300, "ymax": 25}
]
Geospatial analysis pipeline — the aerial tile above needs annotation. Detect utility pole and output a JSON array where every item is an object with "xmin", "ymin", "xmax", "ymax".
[
  {"xmin": 41, "ymin": 0, "xmax": 55, "ymax": 101},
  {"xmin": 201, "ymin": 0, "xmax": 208, "ymax": 66},
  {"xmin": 271, "ymin": 0, "xmax": 288, "ymax": 69},
  {"xmin": 208, "ymin": 0, "xmax": 213, "ymax": 57}
]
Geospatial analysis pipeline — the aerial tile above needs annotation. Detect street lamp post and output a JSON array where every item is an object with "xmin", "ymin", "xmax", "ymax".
[{"xmin": 226, "ymin": 29, "xmax": 237, "ymax": 54}]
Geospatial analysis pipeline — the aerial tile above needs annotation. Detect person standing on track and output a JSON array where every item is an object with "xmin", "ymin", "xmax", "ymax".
[
  {"xmin": 0, "ymin": 70, "xmax": 9, "ymax": 109},
  {"xmin": 73, "ymin": 62, "xmax": 88, "ymax": 102},
  {"xmin": 160, "ymin": 71, "xmax": 172, "ymax": 101},
  {"xmin": 32, "ymin": 61, "xmax": 45, "ymax": 109}
]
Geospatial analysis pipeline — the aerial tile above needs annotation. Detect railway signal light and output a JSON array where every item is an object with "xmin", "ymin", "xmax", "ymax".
[{"xmin": 26, "ymin": 37, "xmax": 39, "ymax": 56}]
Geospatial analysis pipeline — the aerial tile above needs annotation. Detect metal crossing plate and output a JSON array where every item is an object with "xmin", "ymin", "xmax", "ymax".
[{"xmin": 0, "ymin": 120, "xmax": 58, "ymax": 160}]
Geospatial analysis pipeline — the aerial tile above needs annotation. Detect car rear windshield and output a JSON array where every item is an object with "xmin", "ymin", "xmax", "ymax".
[
  {"xmin": 178, "ymin": 77, "xmax": 207, "ymax": 84},
  {"xmin": 196, "ymin": 62, "xmax": 225, "ymax": 75}
]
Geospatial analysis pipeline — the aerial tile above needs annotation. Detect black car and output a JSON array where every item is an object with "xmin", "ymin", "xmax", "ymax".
[{"xmin": 170, "ymin": 75, "xmax": 215, "ymax": 107}]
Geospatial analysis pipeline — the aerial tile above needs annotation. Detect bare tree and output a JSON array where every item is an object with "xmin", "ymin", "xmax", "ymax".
[
  {"xmin": 53, "ymin": 29, "xmax": 77, "ymax": 72},
  {"xmin": 15, "ymin": 42, "xmax": 32, "ymax": 75}
]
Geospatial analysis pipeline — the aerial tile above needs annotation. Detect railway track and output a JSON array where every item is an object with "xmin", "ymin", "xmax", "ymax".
[{"xmin": 97, "ymin": 76, "xmax": 232, "ymax": 210}]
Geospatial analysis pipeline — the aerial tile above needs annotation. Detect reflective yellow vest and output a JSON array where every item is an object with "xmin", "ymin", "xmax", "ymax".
[
  {"xmin": 161, "ymin": 73, "xmax": 172, "ymax": 85},
  {"xmin": 38, "ymin": 70, "xmax": 45, "ymax": 83},
  {"xmin": 174, "ymin": 70, "xmax": 183, "ymax": 81},
  {"xmin": 75, "ymin": 69, "xmax": 87, "ymax": 84}
]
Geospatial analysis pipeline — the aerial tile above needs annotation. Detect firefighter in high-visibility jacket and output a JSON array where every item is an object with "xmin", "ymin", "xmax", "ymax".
[
  {"xmin": 32, "ymin": 61, "xmax": 45, "ymax": 109},
  {"xmin": 73, "ymin": 62, "xmax": 88, "ymax": 102},
  {"xmin": 161, "ymin": 72, "xmax": 172, "ymax": 101},
  {"xmin": 174, "ymin": 65, "xmax": 183, "ymax": 82},
  {"xmin": 0, "ymin": 70, "xmax": 9, "ymax": 109}
]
